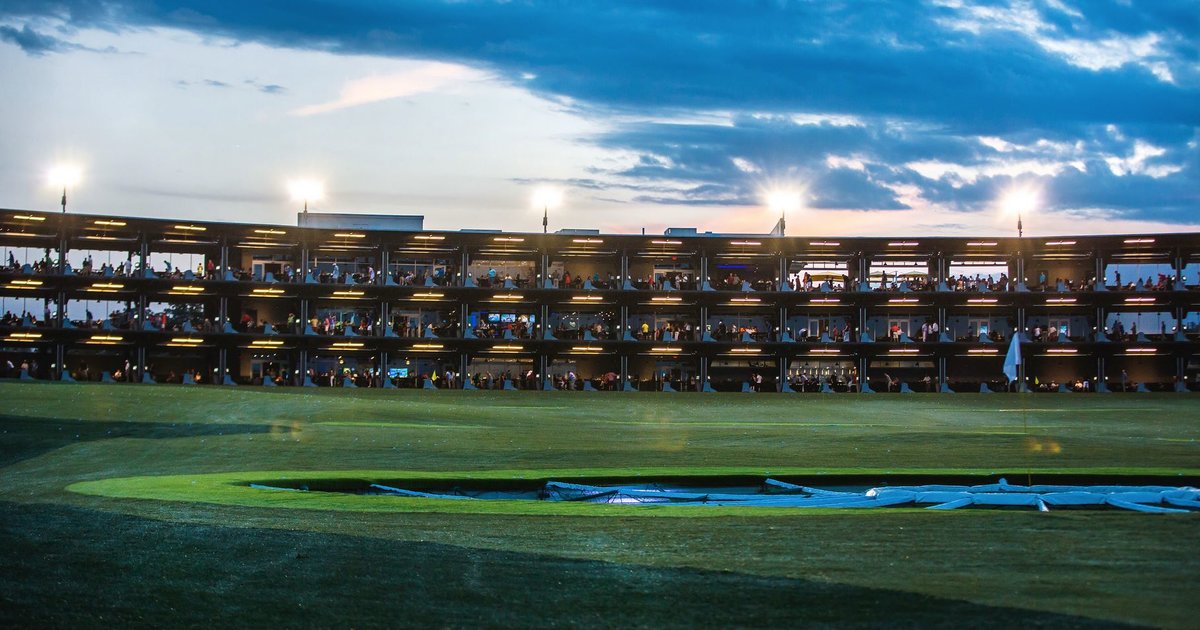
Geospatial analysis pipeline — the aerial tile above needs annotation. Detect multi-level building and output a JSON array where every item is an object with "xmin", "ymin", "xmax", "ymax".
[{"xmin": 2, "ymin": 208, "xmax": 1197, "ymax": 392}]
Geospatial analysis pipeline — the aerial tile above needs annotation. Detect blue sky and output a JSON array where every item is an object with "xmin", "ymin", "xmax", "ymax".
[{"xmin": 0, "ymin": 0, "xmax": 1197, "ymax": 236}]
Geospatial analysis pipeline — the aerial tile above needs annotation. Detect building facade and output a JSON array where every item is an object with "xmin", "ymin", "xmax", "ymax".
[{"xmin": 2, "ymin": 207, "xmax": 1198, "ymax": 393}]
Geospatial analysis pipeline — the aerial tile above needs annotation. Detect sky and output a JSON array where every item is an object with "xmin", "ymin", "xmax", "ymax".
[{"xmin": 0, "ymin": 0, "xmax": 1197, "ymax": 237}]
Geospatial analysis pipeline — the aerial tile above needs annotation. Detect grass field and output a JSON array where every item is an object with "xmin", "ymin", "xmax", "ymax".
[{"xmin": 1, "ymin": 382, "xmax": 1197, "ymax": 628}]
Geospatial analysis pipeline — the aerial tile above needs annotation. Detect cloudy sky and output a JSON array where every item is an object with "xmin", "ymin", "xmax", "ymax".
[{"xmin": 0, "ymin": 0, "xmax": 1197, "ymax": 237}]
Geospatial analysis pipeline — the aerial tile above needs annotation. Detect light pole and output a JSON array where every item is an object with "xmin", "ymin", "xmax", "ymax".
[
  {"xmin": 532, "ymin": 187, "xmax": 563, "ymax": 234},
  {"xmin": 48, "ymin": 165, "xmax": 81, "ymax": 213},
  {"xmin": 766, "ymin": 189, "xmax": 802, "ymax": 237},
  {"xmin": 288, "ymin": 179, "xmax": 324, "ymax": 214}
]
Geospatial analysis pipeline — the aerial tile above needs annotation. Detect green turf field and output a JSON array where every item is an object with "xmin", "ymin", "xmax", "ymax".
[{"xmin": 1, "ymin": 382, "xmax": 1197, "ymax": 628}]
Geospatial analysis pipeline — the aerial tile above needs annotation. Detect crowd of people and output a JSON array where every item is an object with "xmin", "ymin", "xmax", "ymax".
[{"xmin": 8, "ymin": 249, "xmax": 1198, "ymax": 296}]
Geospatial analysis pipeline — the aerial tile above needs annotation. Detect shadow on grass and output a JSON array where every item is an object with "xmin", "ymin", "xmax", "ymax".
[
  {"xmin": 0, "ymin": 415, "xmax": 271, "ymax": 468},
  {"xmin": 0, "ymin": 501, "xmax": 1132, "ymax": 628}
]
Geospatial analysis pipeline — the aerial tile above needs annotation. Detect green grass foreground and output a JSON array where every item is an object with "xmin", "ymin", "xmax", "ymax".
[{"xmin": 1, "ymin": 382, "xmax": 1197, "ymax": 628}]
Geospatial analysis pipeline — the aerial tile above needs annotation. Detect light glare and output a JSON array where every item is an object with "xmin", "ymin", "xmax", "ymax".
[
  {"xmin": 532, "ymin": 187, "xmax": 563, "ymax": 210},
  {"xmin": 1000, "ymin": 185, "xmax": 1040, "ymax": 217},
  {"xmin": 288, "ymin": 179, "xmax": 324, "ymax": 203},
  {"xmin": 48, "ymin": 165, "xmax": 82, "ymax": 188},
  {"xmin": 765, "ymin": 188, "xmax": 803, "ymax": 213}
]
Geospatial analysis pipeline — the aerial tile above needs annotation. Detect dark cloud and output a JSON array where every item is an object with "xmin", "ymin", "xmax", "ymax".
[
  {"xmin": 0, "ymin": 22, "xmax": 116, "ymax": 55},
  {"xmin": 257, "ymin": 83, "xmax": 285, "ymax": 94},
  {"xmin": 0, "ymin": 23, "xmax": 68, "ymax": 55},
  {"xmin": 203, "ymin": 78, "xmax": 229, "ymax": 88},
  {"xmin": 2, "ymin": 0, "xmax": 1196, "ymax": 222},
  {"xmin": 4, "ymin": 1, "xmax": 1194, "ymax": 131}
]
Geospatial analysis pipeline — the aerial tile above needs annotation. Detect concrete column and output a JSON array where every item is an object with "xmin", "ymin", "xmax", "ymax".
[
  {"xmin": 139, "ymin": 237, "xmax": 149, "ymax": 276},
  {"xmin": 378, "ymin": 349, "xmax": 387, "ymax": 387},
  {"xmin": 55, "ymin": 342, "xmax": 65, "ymax": 380}
]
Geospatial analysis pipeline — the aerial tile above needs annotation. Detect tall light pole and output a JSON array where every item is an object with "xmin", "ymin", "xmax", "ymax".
[
  {"xmin": 288, "ymin": 179, "xmax": 324, "ymax": 214},
  {"xmin": 1002, "ymin": 186, "xmax": 1037, "ymax": 240},
  {"xmin": 532, "ymin": 187, "xmax": 563, "ymax": 234},
  {"xmin": 48, "ymin": 165, "xmax": 82, "ymax": 213},
  {"xmin": 766, "ymin": 188, "xmax": 802, "ymax": 237}
]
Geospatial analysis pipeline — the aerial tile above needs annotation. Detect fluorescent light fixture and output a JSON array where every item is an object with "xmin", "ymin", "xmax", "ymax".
[
  {"xmin": 808, "ymin": 241, "xmax": 840, "ymax": 246},
  {"xmin": 651, "ymin": 240, "xmax": 682, "ymax": 245},
  {"xmin": 94, "ymin": 219, "xmax": 126, "ymax": 227},
  {"xmin": 493, "ymin": 236, "xmax": 525, "ymax": 243},
  {"xmin": 174, "ymin": 225, "xmax": 206, "ymax": 232},
  {"xmin": 87, "ymin": 282, "xmax": 124, "ymax": 292},
  {"xmin": 253, "ymin": 229, "xmax": 287, "ymax": 235},
  {"xmin": 8, "ymin": 279, "xmax": 43, "ymax": 286},
  {"xmin": 888, "ymin": 241, "xmax": 918, "ymax": 247},
  {"xmin": 966, "ymin": 241, "xmax": 997, "ymax": 246},
  {"xmin": 572, "ymin": 238, "xmax": 603, "ymax": 244},
  {"xmin": 1123, "ymin": 238, "xmax": 1155, "ymax": 244},
  {"xmin": 1045, "ymin": 240, "xmax": 1076, "ymax": 246},
  {"xmin": 13, "ymin": 214, "xmax": 46, "ymax": 222}
]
